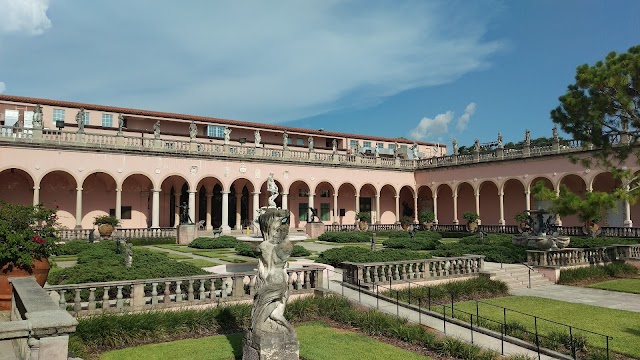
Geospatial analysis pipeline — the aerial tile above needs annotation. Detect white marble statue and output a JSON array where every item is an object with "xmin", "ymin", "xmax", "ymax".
[
  {"xmin": 374, "ymin": 145, "xmax": 380, "ymax": 158},
  {"xmin": 411, "ymin": 143, "xmax": 419, "ymax": 160},
  {"xmin": 497, "ymin": 132, "xmax": 503, "ymax": 148},
  {"xmin": 308, "ymin": 137, "xmax": 314, "ymax": 152},
  {"xmin": 32, "ymin": 105, "xmax": 43, "ymax": 129},
  {"xmin": 283, "ymin": 131, "xmax": 288, "ymax": 150},
  {"xmin": 189, "ymin": 121, "xmax": 197, "ymax": 140},
  {"xmin": 76, "ymin": 108, "xmax": 85, "ymax": 133},
  {"xmin": 452, "ymin": 138, "xmax": 458, "ymax": 155},
  {"xmin": 525, "ymin": 129, "xmax": 531, "ymax": 146},
  {"xmin": 332, "ymin": 139, "xmax": 337, "ymax": 154},
  {"xmin": 153, "ymin": 121, "xmax": 161, "ymax": 139},
  {"xmin": 267, "ymin": 172, "xmax": 278, "ymax": 208},
  {"xmin": 117, "ymin": 114, "xmax": 125, "ymax": 135},
  {"xmin": 224, "ymin": 127, "xmax": 231, "ymax": 145},
  {"xmin": 254, "ymin": 130, "xmax": 261, "ymax": 147}
]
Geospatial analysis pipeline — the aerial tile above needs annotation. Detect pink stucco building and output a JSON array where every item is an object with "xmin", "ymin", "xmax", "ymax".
[{"xmin": 0, "ymin": 94, "xmax": 637, "ymax": 233}]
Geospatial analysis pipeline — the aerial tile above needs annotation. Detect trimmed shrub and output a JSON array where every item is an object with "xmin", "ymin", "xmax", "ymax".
[
  {"xmin": 558, "ymin": 263, "xmax": 638, "ymax": 284},
  {"xmin": 291, "ymin": 245, "xmax": 311, "ymax": 257},
  {"xmin": 436, "ymin": 231, "xmax": 470, "ymax": 238},
  {"xmin": 57, "ymin": 241, "xmax": 94, "ymax": 255},
  {"xmin": 318, "ymin": 231, "xmax": 371, "ymax": 243},
  {"xmin": 382, "ymin": 237, "xmax": 441, "ymax": 250},
  {"xmin": 189, "ymin": 236, "xmax": 239, "ymax": 249},
  {"xmin": 567, "ymin": 236, "xmax": 640, "ymax": 248},
  {"xmin": 389, "ymin": 277, "xmax": 509, "ymax": 305},
  {"xmin": 317, "ymin": 246, "xmax": 431, "ymax": 267},
  {"xmin": 431, "ymin": 233, "xmax": 527, "ymax": 263},
  {"xmin": 234, "ymin": 242, "xmax": 257, "ymax": 258},
  {"xmin": 126, "ymin": 237, "xmax": 176, "ymax": 246}
]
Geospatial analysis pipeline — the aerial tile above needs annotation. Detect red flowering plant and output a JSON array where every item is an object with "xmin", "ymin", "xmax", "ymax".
[{"xmin": 0, "ymin": 201, "xmax": 60, "ymax": 271}]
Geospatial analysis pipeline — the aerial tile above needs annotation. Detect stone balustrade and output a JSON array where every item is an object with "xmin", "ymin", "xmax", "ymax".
[
  {"xmin": 56, "ymin": 227, "xmax": 176, "ymax": 240},
  {"xmin": 2, "ymin": 277, "xmax": 78, "ymax": 360},
  {"xmin": 44, "ymin": 266, "xmax": 325, "ymax": 317},
  {"xmin": 342, "ymin": 255, "xmax": 485, "ymax": 286},
  {"xmin": 0, "ymin": 125, "xmax": 597, "ymax": 170},
  {"xmin": 526, "ymin": 245, "xmax": 640, "ymax": 267}
]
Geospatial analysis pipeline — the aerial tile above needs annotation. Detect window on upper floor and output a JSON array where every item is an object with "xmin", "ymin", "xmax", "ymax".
[
  {"xmin": 287, "ymin": 138, "xmax": 293, "ymax": 145},
  {"xmin": 363, "ymin": 141, "xmax": 371, "ymax": 148},
  {"xmin": 296, "ymin": 138, "xmax": 304, "ymax": 146},
  {"xmin": 83, "ymin": 112, "xmax": 90, "ymax": 125},
  {"xmin": 350, "ymin": 140, "xmax": 358, "ymax": 148},
  {"xmin": 207, "ymin": 125, "xmax": 225, "ymax": 138},
  {"xmin": 377, "ymin": 143, "xmax": 384, "ymax": 148},
  {"xmin": 388, "ymin": 143, "xmax": 396, "ymax": 150},
  {"xmin": 102, "ymin": 114, "xmax": 113, "ymax": 127},
  {"xmin": 52, "ymin": 109, "xmax": 65, "ymax": 126}
]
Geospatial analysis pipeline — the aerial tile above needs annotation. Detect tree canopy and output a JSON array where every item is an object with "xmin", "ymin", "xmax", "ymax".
[{"xmin": 551, "ymin": 45, "xmax": 640, "ymax": 191}]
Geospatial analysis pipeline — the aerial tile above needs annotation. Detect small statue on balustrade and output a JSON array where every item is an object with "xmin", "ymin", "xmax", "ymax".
[
  {"xmin": 118, "ymin": 114, "xmax": 125, "ymax": 135},
  {"xmin": 452, "ymin": 138, "xmax": 458, "ymax": 155},
  {"xmin": 283, "ymin": 131, "xmax": 288, "ymax": 149},
  {"xmin": 254, "ymin": 130, "xmax": 261, "ymax": 147},
  {"xmin": 189, "ymin": 121, "xmax": 198, "ymax": 140},
  {"xmin": 76, "ymin": 108, "xmax": 86, "ymax": 133},
  {"xmin": 332, "ymin": 139, "xmax": 337, "ymax": 154},
  {"xmin": 33, "ymin": 105, "xmax": 43, "ymax": 129},
  {"xmin": 525, "ymin": 129, "xmax": 531, "ymax": 146},
  {"xmin": 224, "ymin": 126, "xmax": 231, "ymax": 145},
  {"xmin": 308, "ymin": 136, "xmax": 314, "ymax": 152}
]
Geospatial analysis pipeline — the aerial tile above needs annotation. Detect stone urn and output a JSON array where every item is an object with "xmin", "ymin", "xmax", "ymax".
[
  {"xmin": 555, "ymin": 237, "xmax": 571, "ymax": 249},
  {"xmin": 358, "ymin": 220, "xmax": 369, "ymax": 231},
  {"xmin": 98, "ymin": 223, "xmax": 115, "ymax": 237},
  {"xmin": 466, "ymin": 221, "xmax": 478, "ymax": 233},
  {"xmin": 0, "ymin": 259, "xmax": 50, "ymax": 310}
]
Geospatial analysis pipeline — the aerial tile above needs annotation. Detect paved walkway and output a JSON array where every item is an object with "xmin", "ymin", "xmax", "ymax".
[
  {"xmin": 296, "ymin": 241, "xmax": 340, "ymax": 252},
  {"xmin": 484, "ymin": 262, "xmax": 640, "ymax": 313},
  {"xmin": 323, "ymin": 270, "xmax": 561, "ymax": 359}
]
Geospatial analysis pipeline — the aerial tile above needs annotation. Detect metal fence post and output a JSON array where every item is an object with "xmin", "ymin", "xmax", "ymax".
[
  {"xmin": 475, "ymin": 300, "xmax": 479, "ymax": 326},
  {"xmin": 570, "ymin": 326, "xmax": 575, "ymax": 359},
  {"xmin": 443, "ymin": 304, "xmax": 446, "ymax": 334},
  {"xmin": 396, "ymin": 290, "xmax": 399, "ymax": 317},
  {"xmin": 408, "ymin": 282, "xmax": 411, "ymax": 305},
  {"xmin": 470, "ymin": 314, "xmax": 474, "ymax": 344},
  {"xmin": 534, "ymin": 316, "xmax": 540, "ymax": 360}
]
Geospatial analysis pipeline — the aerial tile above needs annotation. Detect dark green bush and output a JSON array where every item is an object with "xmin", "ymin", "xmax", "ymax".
[
  {"xmin": 436, "ymin": 231, "xmax": 470, "ymax": 238},
  {"xmin": 57, "ymin": 241, "xmax": 94, "ymax": 255},
  {"xmin": 291, "ymin": 245, "xmax": 311, "ymax": 257},
  {"xmin": 189, "ymin": 236, "xmax": 239, "ymax": 249},
  {"xmin": 567, "ymin": 236, "xmax": 640, "ymax": 248},
  {"xmin": 318, "ymin": 231, "xmax": 371, "ymax": 243},
  {"xmin": 558, "ymin": 263, "xmax": 638, "ymax": 284},
  {"xmin": 317, "ymin": 246, "xmax": 431, "ymax": 267},
  {"xmin": 388, "ymin": 277, "xmax": 509, "ymax": 305},
  {"xmin": 431, "ymin": 234, "xmax": 527, "ymax": 263},
  {"xmin": 234, "ymin": 242, "xmax": 257, "ymax": 257},
  {"xmin": 382, "ymin": 237, "xmax": 441, "ymax": 250},
  {"xmin": 126, "ymin": 237, "xmax": 176, "ymax": 246}
]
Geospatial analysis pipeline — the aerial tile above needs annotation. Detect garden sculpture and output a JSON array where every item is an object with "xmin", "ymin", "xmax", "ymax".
[
  {"xmin": 224, "ymin": 126, "xmax": 231, "ymax": 144},
  {"xmin": 254, "ymin": 130, "xmax": 261, "ymax": 147},
  {"xmin": 189, "ymin": 121, "xmax": 197, "ymax": 140},
  {"xmin": 32, "ymin": 105, "xmax": 43, "ymax": 129},
  {"xmin": 153, "ymin": 121, "xmax": 160, "ymax": 139},
  {"xmin": 267, "ymin": 172, "xmax": 278, "ymax": 208},
  {"xmin": 76, "ymin": 108, "xmax": 85, "ymax": 133},
  {"xmin": 118, "ymin": 114, "xmax": 124, "ymax": 135}
]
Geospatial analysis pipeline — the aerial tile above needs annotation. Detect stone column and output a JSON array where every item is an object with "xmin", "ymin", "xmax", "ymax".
[
  {"xmin": 308, "ymin": 192, "xmax": 314, "ymax": 222},
  {"xmin": 355, "ymin": 194, "xmax": 360, "ymax": 214},
  {"xmin": 221, "ymin": 191, "xmax": 231, "ymax": 232},
  {"xmin": 498, "ymin": 191, "xmax": 505, "ymax": 225},
  {"xmin": 394, "ymin": 195, "xmax": 400, "ymax": 223},
  {"xmin": 333, "ymin": 193, "xmax": 338, "ymax": 224},
  {"xmin": 235, "ymin": 192, "xmax": 242, "ymax": 230},
  {"xmin": 554, "ymin": 188, "xmax": 562, "ymax": 226},
  {"xmin": 152, "ymin": 189, "xmax": 160, "ymax": 228},
  {"xmin": 253, "ymin": 191, "xmax": 260, "ymax": 223},
  {"xmin": 188, "ymin": 191, "xmax": 196, "ymax": 225},
  {"xmin": 453, "ymin": 193, "xmax": 458, "ymax": 225},
  {"xmin": 413, "ymin": 192, "xmax": 418, "ymax": 223},
  {"xmin": 475, "ymin": 191, "xmax": 481, "ymax": 225},
  {"xmin": 75, "ymin": 188, "xmax": 83, "ymax": 229},
  {"xmin": 32, "ymin": 186, "xmax": 40, "ymax": 206},
  {"xmin": 174, "ymin": 192, "xmax": 180, "ymax": 227},
  {"xmin": 206, "ymin": 192, "xmax": 212, "ymax": 230},
  {"xmin": 624, "ymin": 185, "xmax": 633, "ymax": 227},
  {"xmin": 115, "ymin": 188, "xmax": 122, "ymax": 223},
  {"xmin": 281, "ymin": 193, "xmax": 288, "ymax": 210},
  {"xmin": 433, "ymin": 195, "xmax": 439, "ymax": 224},
  {"xmin": 525, "ymin": 190, "xmax": 531, "ymax": 211},
  {"xmin": 375, "ymin": 194, "xmax": 381, "ymax": 224}
]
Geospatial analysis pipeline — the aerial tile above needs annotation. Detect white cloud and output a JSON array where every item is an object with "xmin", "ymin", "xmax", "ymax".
[
  {"xmin": 456, "ymin": 102, "xmax": 477, "ymax": 132},
  {"xmin": 0, "ymin": 82, "xmax": 5, "ymax": 93},
  {"xmin": 409, "ymin": 111, "xmax": 454, "ymax": 141},
  {"xmin": 0, "ymin": 0, "xmax": 51, "ymax": 35}
]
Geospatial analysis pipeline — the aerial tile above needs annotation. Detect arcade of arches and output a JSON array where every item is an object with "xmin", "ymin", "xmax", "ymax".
[{"xmin": 1, "ymin": 167, "xmax": 638, "ymax": 231}]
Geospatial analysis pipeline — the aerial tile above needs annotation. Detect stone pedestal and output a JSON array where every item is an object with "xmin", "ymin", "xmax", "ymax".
[
  {"xmin": 177, "ymin": 224, "xmax": 197, "ymax": 244},
  {"xmin": 243, "ymin": 330, "xmax": 299, "ymax": 360},
  {"xmin": 305, "ymin": 222, "xmax": 325, "ymax": 238}
]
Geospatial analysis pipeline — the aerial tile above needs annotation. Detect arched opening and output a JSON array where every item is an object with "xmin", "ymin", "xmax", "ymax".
[
  {"xmin": 288, "ymin": 180, "xmax": 312, "ymax": 227},
  {"xmin": 195, "ymin": 176, "xmax": 223, "ymax": 230},
  {"xmin": 478, "ymin": 181, "xmax": 499, "ymax": 225},
  {"xmin": 399, "ymin": 186, "xmax": 415, "ymax": 223},
  {"xmin": 592, "ymin": 172, "xmax": 624, "ymax": 227},
  {"xmin": 81, "ymin": 172, "xmax": 117, "ymax": 229},
  {"xmin": 529, "ymin": 177, "xmax": 554, "ymax": 212},
  {"xmin": 456, "ymin": 182, "xmax": 475, "ymax": 222},
  {"xmin": 359, "ymin": 183, "xmax": 377, "ymax": 224},
  {"xmin": 40, "ymin": 171, "xmax": 77, "ymax": 229},
  {"xmin": 121, "ymin": 174, "xmax": 153, "ymax": 228},
  {"xmin": 159, "ymin": 175, "xmax": 189, "ymax": 227},
  {"xmin": 559, "ymin": 174, "xmax": 587, "ymax": 226},
  {"xmin": 314, "ymin": 181, "xmax": 335, "ymax": 224},
  {"xmin": 0, "ymin": 168, "xmax": 34, "ymax": 206},
  {"xmin": 503, "ymin": 178, "xmax": 526, "ymax": 225},
  {"xmin": 379, "ymin": 184, "xmax": 396, "ymax": 224},
  {"xmin": 229, "ymin": 178, "xmax": 254, "ymax": 230},
  {"xmin": 436, "ymin": 184, "xmax": 454, "ymax": 224},
  {"xmin": 337, "ymin": 183, "xmax": 357, "ymax": 225},
  {"xmin": 417, "ymin": 186, "xmax": 434, "ymax": 216}
]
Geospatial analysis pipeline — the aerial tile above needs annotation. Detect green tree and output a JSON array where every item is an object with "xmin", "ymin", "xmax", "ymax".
[{"xmin": 551, "ymin": 45, "xmax": 640, "ymax": 198}]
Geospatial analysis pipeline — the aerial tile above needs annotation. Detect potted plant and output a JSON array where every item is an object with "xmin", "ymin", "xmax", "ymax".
[
  {"xmin": 515, "ymin": 211, "xmax": 531, "ymax": 233},
  {"xmin": 94, "ymin": 215, "xmax": 120, "ymax": 238},
  {"xmin": 400, "ymin": 215, "xmax": 414, "ymax": 231},
  {"xmin": 0, "ymin": 202, "xmax": 59, "ymax": 310},
  {"xmin": 463, "ymin": 212, "xmax": 480, "ymax": 232},
  {"xmin": 419, "ymin": 210, "xmax": 435, "ymax": 230},
  {"xmin": 355, "ymin": 212, "xmax": 371, "ymax": 231}
]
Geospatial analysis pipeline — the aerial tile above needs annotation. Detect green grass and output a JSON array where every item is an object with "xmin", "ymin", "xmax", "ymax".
[
  {"xmin": 448, "ymin": 296, "xmax": 640, "ymax": 358},
  {"xmin": 218, "ymin": 257, "xmax": 248, "ymax": 263},
  {"xmin": 50, "ymin": 255, "xmax": 78, "ymax": 262},
  {"xmin": 100, "ymin": 322, "xmax": 431, "ymax": 360},
  {"xmin": 142, "ymin": 248, "xmax": 192, "ymax": 260},
  {"xmin": 178, "ymin": 259, "xmax": 221, "ymax": 268},
  {"xmin": 588, "ymin": 278, "xmax": 640, "ymax": 294}
]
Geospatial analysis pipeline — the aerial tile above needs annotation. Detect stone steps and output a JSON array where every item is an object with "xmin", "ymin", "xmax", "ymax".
[{"xmin": 488, "ymin": 264, "xmax": 553, "ymax": 289}]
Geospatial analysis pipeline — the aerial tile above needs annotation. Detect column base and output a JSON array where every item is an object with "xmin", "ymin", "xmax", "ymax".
[
  {"xmin": 74, "ymin": 224, "xmax": 83, "ymax": 229},
  {"xmin": 624, "ymin": 220, "xmax": 633, "ymax": 227},
  {"xmin": 222, "ymin": 225, "xmax": 232, "ymax": 234}
]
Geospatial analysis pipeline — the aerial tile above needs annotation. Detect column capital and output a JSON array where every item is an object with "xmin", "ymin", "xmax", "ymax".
[
  {"xmin": 252, "ymin": 192, "xmax": 261, "ymax": 195},
  {"xmin": 498, "ymin": 191, "xmax": 504, "ymax": 196},
  {"xmin": 152, "ymin": 188, "xmax": 162, "ymax": 193},
  {"xmin": 188, "ymin": 190, "xmax": 197, "ymax": 194},
  {"xmin": 76, "ymin": 187, "xmax": 83, "ymax": 191},
  {"xmin": 221, "ymin": 191, "xmax": 231, "ymax": 195}
]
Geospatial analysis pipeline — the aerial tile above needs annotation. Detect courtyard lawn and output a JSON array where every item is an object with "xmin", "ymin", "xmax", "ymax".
[
  {"xmin": 99, "ymin": 322, "xmax": 431, "ymax": 360},
  {"xmin": 588, "ymin": 278, "xmax": 640, "ymax": 294},
  {"xmin": 141, "ymin": 248, "xmax": 192, "ymax": 260},
  {"xmin": 178, "ymin": 259, "xmax": 221, "ymax": 268},
  {"xmin": 50, "ymin": 255, "xmax": 78, "ymax": 262},
  {"xmin": 448, "ymin": 296, "xmax": 640, "ymax": 358}
]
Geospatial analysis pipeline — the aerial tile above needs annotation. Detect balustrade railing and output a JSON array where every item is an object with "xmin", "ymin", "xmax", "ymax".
[
  {"xmin": 45, "ymin": 266, "xmax": 325, "ymax": 317},
  {"xmin": 56, "ymin": 229, "xmax": 95, "ymax": 240},
  {"xmin": 56, "ymin": 227, "xmax": 176, "ymax": 240},
  {"xmin": 526, "ymin": 245, "xmax": 640, "ymax": 267},
  {"xmin": 342, "ymin": 255, "xmax": 484, "ymax": 286}
]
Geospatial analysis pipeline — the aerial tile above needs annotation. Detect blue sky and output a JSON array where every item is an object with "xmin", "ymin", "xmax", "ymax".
[{"xmin": 0, "ymin": 1, "xmax": 638, "ymax": 150}]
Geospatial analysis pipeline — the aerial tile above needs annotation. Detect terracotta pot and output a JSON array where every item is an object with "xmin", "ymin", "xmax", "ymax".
[
  {"xmin": 0, "ymin": 258, "xmax": 50, "ymax": 311},
  {"xmin": 466, "ymin": 221, "xmax": 478, "ymax": 233},
  {"xmin": 98, "ymin": 223, "xmax": 115, "ymax": 237},
  {"xmin": 422, "ymin": 222, "xmax": 433, "ymax": 230},
  {"xmin": 401, "ymin": 223, "xmax": 410, "ymax": 231},
  {"xmin": 358, "ymin": 220, "xmax": 369, "ymax": 231}
]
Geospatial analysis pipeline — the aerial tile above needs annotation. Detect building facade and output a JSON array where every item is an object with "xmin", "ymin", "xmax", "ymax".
[{"xmin": 0, "ymin": 95, "xmax": 637, "ymax": 232}]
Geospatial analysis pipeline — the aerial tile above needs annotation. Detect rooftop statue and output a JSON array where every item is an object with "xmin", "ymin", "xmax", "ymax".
[
  {"xmin": 153, "ymin": 121, "xmax": 161, "ymax": 139},
  {"xmin": 76, "ymin": 108, "xmax": 85, "ymax": 133},
  {"xmin": 189, "ymin": 121, "xmax": 198, "ymax": 140},
  {"xmin": 224, "ymin": 127, "xmax": 231, "ymax": 145},
  {"xmin": 32, "ymin": 105, "xmax": 43, "ymax": 129},
  {"xmin": 308, "ymin": 136, "xmax": 314, "ymax": 152},
  {"xmin": 283, "ymin": 131, "xmax": 289, "ymax": 150},
  {"xmin": 255, "ymin": 130, "xmax": 261, "ymax": 147},
  {"xmin": 118, "ymin": 114, "xmax": 125, "ymax": 135}
]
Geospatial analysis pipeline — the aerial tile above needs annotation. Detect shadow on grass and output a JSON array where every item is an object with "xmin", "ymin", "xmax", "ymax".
[
  {"xmin": 223, "ymin": 333, "xmax": 244, "ymax": 359},
  {"xmin": 623, "ymin": 327, "xmax": 640, "ymax": 337}
]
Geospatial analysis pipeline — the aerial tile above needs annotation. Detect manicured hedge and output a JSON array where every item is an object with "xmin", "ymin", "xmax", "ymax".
[
  {"xmin": 126, "ymin": 237, "xmax": 176, "ymax": 246},
  {"xmin": 558, "ymin": 263, "xmax": 638, "ymax": 284},
  {"xmin": 431, "ymin": 233, "xmax": 527, "ymax": 263},
  {"xmin": 436, "ymin": 231, "xmax": 471, "ymax": 238},
  {"xmin": 291, "ymin": 245, "xmax": 312, "ymax": 257},
  {"xmin": 568, "ymin": 236, "xmax": 640, "ymax": 248},
  {"xmin": 382, "ymin": 236, "xmax": 441, "ymax": 250},
  {"xmin": 317, "ymin": 246, "xmax": 431, "ymax": 267},
  {"xmin": 189, "ymin": 236, "xmax": 239, "ymax": 249},
  {"xmin": 388, "ymin": 277, "xmax": 509, "ymax": 305},
  {"xmin": 47, "ymin": 241, "xmax": 207, "ymax": 285},
  {"xmin": 318, "ymin": 231, "xmax": 372, "ymax": 243},
  {"xmin": 234, "ymin": 242, "xmax": 257, "ymax": 257}
]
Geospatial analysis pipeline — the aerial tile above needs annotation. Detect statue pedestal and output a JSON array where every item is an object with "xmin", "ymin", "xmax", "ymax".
[
  {"xmin": 305, "ymin": 222, "xmax": 325, "ymax": 238},
  {"xmin": 177, "ymin": 224, "xmax": 197, "ymax": 245},
  {"xmin": 243, "ymin": 330, "xmax": 299, "ymax": 360}
]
